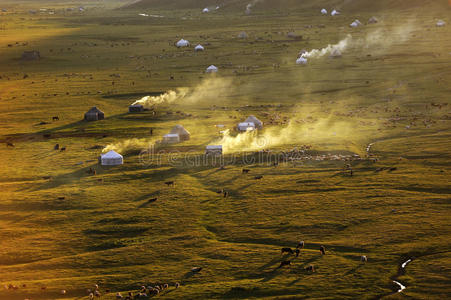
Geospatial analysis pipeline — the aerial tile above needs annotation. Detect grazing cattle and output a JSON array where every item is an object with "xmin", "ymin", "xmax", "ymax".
[
  {"xmin": 175, "ymin": 282, "xmax": 180, "ymax": 288},
  {"xmin": 223, "ymin": 190, "xmax": 228, "ymax": 198},
  {"xmin": 361, "ymin": 255, "xmax": 367, "ymax": 263},
  {"xmin": 320, "ymin": 245, "xmax": 326, "ymax": 255},
  {"xmin": 60, "ymin": 147, "xmax": 66, "ymax": 151},
  {"xmin": 281, "ymin": 247, "xmax": 294, "ymax": 255},
  {"xmin": 305, "ymin": 265, "xmax": 315, "ymax": 272},
  {"xmin": 278, "ymin": 260, "xmax": 291, "ymax": 268},
  {"xmin": 242, "ymin": 168, "xmax": 250, "ymax": 174},
  {"xmin": 54, "ymin": 144, "xmax": 59, "ymax": 150},
  {"xmin": 191, "ymin": 266, "xmax": 202, "ymax": 273},
  {"xmin": 297, "ymin": 241, "xmax": 305, "ymax": 249},
  {"xmin": 295, "ymin": 249, "xmax": 300, "ymax": 257},
  {"xmin": 89, "ymin": 293, "xmax": 94, "ymax": 300},
  {"xmin": 58, "ymin": 196, "xmax": 65, "ymax": 200},
  {"xmin": 52, "ymin": 116, "xmax": 59, "ymax": 121},
  {"xmin": 148, "ymin": 198, "xmax": 157, "ymax": 203},
  {"xmin": 6, "ymin": 142, "xmax": 14, "ymax": 147},
  {"xmin": 254, "ymin": 175, "xmax": 263, "ymax": 180},
  {"xmin": 116, "ymin": 292, "xmax": 123, "ymax": 299},
  {"xmin": 165, "ymin": 181, "xmax": 175, "ymax": 187}
]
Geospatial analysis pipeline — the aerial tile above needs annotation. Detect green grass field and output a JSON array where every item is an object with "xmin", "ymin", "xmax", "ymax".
[{"xmin": 0, "ymin": 0, "xmax": 450, "ymax": 299}]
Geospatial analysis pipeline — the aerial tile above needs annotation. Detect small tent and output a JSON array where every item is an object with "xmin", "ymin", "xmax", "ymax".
[
  {"xmin": 194, "ymin": 44, "xmax": 205, "ymax": 51},
  {"xmin": 176, "ymin": 39, "xmax": 190, "ymax": 47},
  {"xmin": 163, "ymin": 133, "xmax": 180, "ymax": 143},
  {"xmin": 245, "ymin": 115, "xmax": 263, "ymax": 129},
  {"xmin": 237, "ymin": 31, "xmax": 248, "ymax": 39},
  {"xmin": 368, "ymin": 16, "xmax": 378, "ymax": 24},
  {"xmin": 436, "ymin": 20, "xmax": 446, "ymax": 27},
  {"xmin": 100, "ymin": 150, "xmax": 123, "ymax": 166},
  {"xmin": 202, "ymin": 8, "xmax": 209, "ymax": 13},
  {"xmin": 170, "ymin": 125, "xmax": 190, "ymax": 141},
  {"xmin": 205, "ymin": 145, "xmax": 222, "ymax": 155},
  {"xmin": 330, "ymin": 49, "xmax": 342, "ymax": 58},
  {"xmin": 350, "ymin": 20, "xmax": 362, "ymax": 28},
  {"xmin": 237, "ymin": 122, "xmax": 256, "ymax": 131},
  {"xmin": 331, "ymin": 9, "xmax": 340, "ymax": 16},
  {"xmin": 321, "ymin": 9, "xmax": 327, "ymax": 15},
  {"xmin": 206, "ymin": 65, "xmax": 218, "ymax": 73},
  {"xmin": 84, "ymin": 106, "xmax": 105, "ymax": 121},
  {"xmin": 296, "ymin": 57, "xmax": 308, "ymax": 65}
]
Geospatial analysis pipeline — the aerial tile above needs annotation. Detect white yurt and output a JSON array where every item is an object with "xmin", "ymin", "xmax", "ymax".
[
  {"xmin": 163, "ymin": 133, "xmax": 180, "ymax": 143},
  {"xmin": 331, "ymin": 9, "xmax": 340, "ymax": 16},
  {"xmin": 350, "ymin": 20, "xmax": 361, "ymax": 28},
  {"xmin": 206, "ymin": 65, "xmax": 218, "ymax": 73},
  {"xmin": 330, "ymin": 48, "xmax": 342, "ymax": 58},
  {"xmin": 368, "ymin": 16, "xmax": 378, "ymax": 24},
  {"xmin": 237, "ymin": 31, "xmax": 248, "ymax": 39},
  {"xmin": 245, "ymin": 115, "xmax": 263, "ymax": 129},
  {"xmin": 202, "ymin": 8, "xmax": 209, "ymax": 13},
  {"xmin": 436, "ymin": 20, "xmax": 446, "ymax": 27},
  {"xmin": 195, "ymin": 44, "xmax": 205, "ymax": 51},
  {"xmin": 237, "ymin": 122, "xmax": 256, "ymax": 131},
  {"xmin": 321, "ymin": 9, "xmax": 327, "ymax": 15},
  {"xmin": 296, "ymin": 57, "xmax": 308, "ymax": 65},
  {"xmin": 100, "ymin": 150, "xmax": 123, "ymax": 166},
  {"xmin": 170, "ymin": 125, "xmax": 190, "ymax": 141},
  {"xmin": 205, "ymin": 145, "xmax": 222, "ymax": 155},
  {"xmin": 176, "ymin": 39, "xmax": 190, "ymax": 47}
]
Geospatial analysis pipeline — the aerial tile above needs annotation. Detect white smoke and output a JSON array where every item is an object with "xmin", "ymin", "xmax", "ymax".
[
  {"xmin": 131, "ymin": 77, "xmax": 233, "ymax": 108},
  {"xmin": 300, "ymin": 22, "xmax": 416, "ymax": 61},
  {"xmin": 245, "ymin": 0, "xmax": 264, "ymax": 15},
  {"xmin": 301, "ymin": 35, "xmax": 352, "ymax": 59}
]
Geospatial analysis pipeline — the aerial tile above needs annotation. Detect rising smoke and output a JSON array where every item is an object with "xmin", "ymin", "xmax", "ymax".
[
  {"xmin": 131, "ymin": 76, "xmax": 233, "ymax": 109},
  {"xmin": 301, "ymin": 21, "xmax": 416, "ymax": 60},
  {"xmin": 245, "ymin": 0, "xmax": 264, "ymax": 15}
]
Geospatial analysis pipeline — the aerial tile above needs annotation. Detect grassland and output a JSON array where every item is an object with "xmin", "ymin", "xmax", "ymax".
[{"xmin": 0, "ymin": 0, "xmax": 450, "ymax": 299}]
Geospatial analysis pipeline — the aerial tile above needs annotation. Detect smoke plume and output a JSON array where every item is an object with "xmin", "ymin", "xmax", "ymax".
[{"xmin": 131, "ymin": 77, "xmax": 233, "ymax": 108}]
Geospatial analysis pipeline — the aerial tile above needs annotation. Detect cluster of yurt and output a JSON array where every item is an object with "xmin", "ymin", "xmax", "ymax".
[
  {"xmin": 163, "ymin": 125, "xmax": 190, "ymax": 143},
  {"xmin": 84, "ymin": 106, "xmax": 105, "ymax": 121},
  {"xmin": 237, "ymin": 115, "xmax": 263, "ymax": 131},
  {"xmin": 99, "ymin": 150, "xmax": 123, "ymax": 166}
]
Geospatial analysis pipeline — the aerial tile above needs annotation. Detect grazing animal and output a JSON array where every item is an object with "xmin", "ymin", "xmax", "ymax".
[
  {"xmin": 89, "ymin": 293, "xmax": 94, "ymax": 300},
  {"xmin": 223, "ymin": 190, "xmax": 228, "ymax": 198},
  {"xmin": 305, "ymin": 265, "xmax": 315, "ymax": 272},
  {"xmin": 278, "ymin": 260, "xmax": 291, "ymax": 268},
  {"xmin": 389, "ymin": 167, "xmax": 397, "ymax": 171},
  {"xmin": 54, "ymin": 144, "xmax": 59, "ymax": 150},
  {"xmin": 148, "ymin": 197, "xmax": 157, "ymax": 203},
  {"xmin": 165, "ymin": 181, "xmax": 175, "ymax": 186},
  {"xmin": 361, "ymin": 255, "xmax": 367, "ymax": 263},
  {"xmin": 164, "ymin": 284, "xmax": 169, "ymax": 289},
  {"xmin": 295, "ymin": 249, "xmax": 300, "ymax": 257},
  {"xmin": 320, "ymin": 245, "xmax": 326, "ymax": 255},
  {"xmin": 60, "ymin": 290, "xmax": 66, "ymax": 295},
  {"xmin": 175, "ymin": 282, "xmax": 180, "ymax": 288},
  {"xmin": 191, "ymin": 266, "xmax": 202, "ymax": 273},
  {"xmin": 297, "ymin": 241, "xmax": 304, "ymax": 249},
  {"xmin": 242, "ymin": 168, "xmax": 250, "ymax": 174},
  {"xmin": 281, "ymin": 247, "xmax": 294, "ymax": 255},
  {"xmin": 6, "ymin": 142, "xmax": 14, "ymax": 148},
  {"xmin": 60, "ymin": 147, "xmax": 66, "ymax": 151},
  {"xmin": 52, "ymin": 116, "xmax": 59, "ymax": 121},
  {"xmin": 254, "ymin": 175, "xmax": 263, "ymax": 180},
  {"xmin": 58, "ymin": 196, "xmax": 65, "ymax": 200},
  {"xmin": 116, "ymin": 292, "xmax": 123, "ymax": 299}
]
